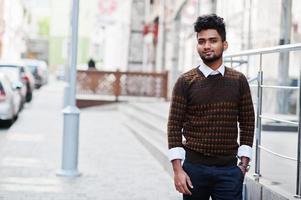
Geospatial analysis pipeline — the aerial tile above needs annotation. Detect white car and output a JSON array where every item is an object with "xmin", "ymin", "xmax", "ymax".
[
  {"xmin": 0, "ymin": 61, "xmax": 35, "ymax": 102},
  {"xmin": 0, "ymin": 73, "xmax": 23, "ymax": 126},
  {"xmin": 22, "ymin": 59, "xmax": 49, "ymax": 89}
]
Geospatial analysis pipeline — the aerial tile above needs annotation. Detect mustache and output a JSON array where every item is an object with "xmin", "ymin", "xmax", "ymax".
[{"xmin": 203, "ymin": 51, "xmax": 214, "ymax": 54}]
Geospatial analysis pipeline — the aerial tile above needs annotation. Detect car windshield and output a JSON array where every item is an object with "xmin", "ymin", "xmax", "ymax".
[
  {"xmin": 0, "ymin": 66, "xmax": 20, "ymax": 82},
  {"xmin": 26, "ymin": 65, "xmax": 38, "ymax": 74}
]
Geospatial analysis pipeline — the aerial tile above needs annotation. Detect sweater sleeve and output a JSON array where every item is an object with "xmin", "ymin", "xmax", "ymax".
[
  {"xmin": 238, "ymin": 74, "xmax": 255, "ymax": 147},
  {"xmin": 167, "ymin": 76, "xmax": 187, "ymax": 149}
]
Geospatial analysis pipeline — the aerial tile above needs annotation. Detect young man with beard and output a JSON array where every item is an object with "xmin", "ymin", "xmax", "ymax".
[{"xmin": 167, "ymin": 14, "xmax": 255, "ymax": 200}]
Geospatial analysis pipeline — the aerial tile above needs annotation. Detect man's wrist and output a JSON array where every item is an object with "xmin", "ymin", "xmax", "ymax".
[
  {"xmin": 171, "ymin": 159, "xmax": 183, "ymax": 173},
  {"xmin": 238, "ymin": 161, "xmax": 250, "ymax": 172}
]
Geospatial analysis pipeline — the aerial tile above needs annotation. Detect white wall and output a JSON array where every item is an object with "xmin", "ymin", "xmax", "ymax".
[
  {"xmin": 1, "ymin": 0, "xmax": 27, "ymax": 59},
  {"xmin": 49, "ymin": 0, "xmax": 70, "ymax": 37},
  {"xmin": 102, "ymin": 0, "xmax": 131, "ymax": 71}
]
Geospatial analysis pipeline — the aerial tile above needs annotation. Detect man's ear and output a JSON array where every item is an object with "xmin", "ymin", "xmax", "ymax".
[{"xmin": 223, "ymin": 41, "xmax": 228, "ymax": 51}]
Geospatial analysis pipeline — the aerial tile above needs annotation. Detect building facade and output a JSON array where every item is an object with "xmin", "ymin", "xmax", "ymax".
[
  {"xmin": 0, "ymin": 0, "xmax": 29, "ymax": 60},
  {"xmin": 142, "ymin": 0, "xmax": 301, "ymax": 113}
]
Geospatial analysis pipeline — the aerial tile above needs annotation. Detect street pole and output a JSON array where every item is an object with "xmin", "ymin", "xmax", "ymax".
[
  {"xmin": 156, "ymin": 0, "xmax": 166, "ymax": 71},
  {"xmin": 142, "ymin": 0, "xmax": 150, "ymax": 71},
  {"xmin": 169, "ymin": 0, "xmax": 187, "ymax": 97},
  {"xmin": 247, "ymin": 0, "xmax": 252, "ymax": 77},
  {"xmin": 211, "ymin": 0, "xmax": 217, "ymax": 13},
  {"xmin": 277, "ymin": 0, "xmax": 292, "ymax": 114},
  {"xmin": 170, "ymin": 14, "xmax": 181, "ymax": 97},
  {"xmin": 57, "ymin": 0, "xmax": 81, "ymax": 177},
  {"xmin": 63, "ymin": 49, "xmax": 71, "ymax": 108}
]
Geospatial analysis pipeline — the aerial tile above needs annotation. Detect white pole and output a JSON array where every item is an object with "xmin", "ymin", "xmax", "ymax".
[
  {"xmin": 57, "ymin": 0, "xmax": 81, "ymax": 177},
  {"xmin": 155, "ymin": 0, "xmax": 165, "ymax": 71},
  {"xmin": 277, "ymin": 0, "xmax": 292, "ymax": 114}
]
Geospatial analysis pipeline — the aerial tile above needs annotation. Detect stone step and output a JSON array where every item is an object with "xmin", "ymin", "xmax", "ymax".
[
  {"xmin": 121, "ymin": 103, "xmax": 167, "ymax": 134},
  {"xmin": 128, "ymin": 102, "xmax": 168, "ymax": 121},
  {"xmin": 122, "ymin": 115, "xmax": 172, "ymax": 176},
  {"xmin": 120, "ymin": 103, "xmax": 172, "ymax": 176}
]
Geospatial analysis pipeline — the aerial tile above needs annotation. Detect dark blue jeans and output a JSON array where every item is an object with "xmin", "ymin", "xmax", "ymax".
[{"xmin": 182, "ymin": 162, "xmax": 244, "ymax": 200}]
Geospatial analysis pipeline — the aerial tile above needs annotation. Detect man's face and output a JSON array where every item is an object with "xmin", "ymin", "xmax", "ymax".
[{"xmin": 196, "ymin": 29, "xmax": 228, "ymax": 64}]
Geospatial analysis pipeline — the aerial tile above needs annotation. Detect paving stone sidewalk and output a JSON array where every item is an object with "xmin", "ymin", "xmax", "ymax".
[{"xmin": 0, "ymin": 80, "xmax": 180, "ymax": 200}]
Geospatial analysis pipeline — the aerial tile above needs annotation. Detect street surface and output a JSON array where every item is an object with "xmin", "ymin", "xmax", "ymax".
[
  {"xmin": 0, "ymin": 79, "xmax": 180, "ymax": 200},
  {"xmin": 0, "ymin": 77, "xmax": 297, "ymax": 199}
]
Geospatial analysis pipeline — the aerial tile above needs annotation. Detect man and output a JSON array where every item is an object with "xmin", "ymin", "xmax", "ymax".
[
  {"xmin": 167, "ymin": 14, "xmax": 255, "ymax": 200},
  {"xmin": 88, "ymin": 58, "xmax": 96, "ymax": 69}
]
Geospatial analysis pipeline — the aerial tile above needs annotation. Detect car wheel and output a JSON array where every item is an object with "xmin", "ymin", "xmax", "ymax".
[
  {"xmin": 14, "ymin": 112, "xmax": 19, "ymax": 120},
  {"xmin": 4, "ymin": 118, "xmax": 14, "ymax": 127},
  {"xmin": 26, "ymin": 92, "xmax": 32, "ymax": 102}
]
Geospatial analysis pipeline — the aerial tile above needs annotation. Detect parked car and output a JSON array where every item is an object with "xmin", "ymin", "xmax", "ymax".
[
  {"xmin": 0, "ymin": 61, "xmax": 35, "ymax": 102},
  {"xmin": 22, "ymin": 59, "xmax": 48, "ymax": 89},
  {"xmin": 0, "ymin": 66, "xmax": 27, "ymax": 105},
  {"xmin": 55, "ymin": 64, "xmax": 66, "ymax": 81},
  {"xmin": 0, "ymin": 72, "xmax": 23, "ymax": 126}
]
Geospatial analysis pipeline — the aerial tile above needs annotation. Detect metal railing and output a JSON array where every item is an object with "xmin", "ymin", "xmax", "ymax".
[{"xmin": 224, "ymin": 43, "xmax": 301, "ymax": 198}]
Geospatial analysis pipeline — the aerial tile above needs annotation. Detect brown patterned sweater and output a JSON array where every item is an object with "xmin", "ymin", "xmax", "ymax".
[{"xmin": 167, "ymin": 67, "xmax": 255, "ymax": 160}]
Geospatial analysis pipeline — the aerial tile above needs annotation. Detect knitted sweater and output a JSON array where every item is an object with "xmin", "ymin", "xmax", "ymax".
[{"xmin": 167, "ymin": 67, "xmax": 255, "ymax": 157}]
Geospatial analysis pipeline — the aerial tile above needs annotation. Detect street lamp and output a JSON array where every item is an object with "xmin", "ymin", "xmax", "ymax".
[{"xmin": 57, "ymin": 0, "xmax": 81, "ymax": 177}]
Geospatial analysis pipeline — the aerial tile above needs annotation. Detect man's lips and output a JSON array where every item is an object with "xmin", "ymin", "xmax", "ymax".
[{"xmin": 204, "ymin": 51, "xmax": 214, "ymax": 56}]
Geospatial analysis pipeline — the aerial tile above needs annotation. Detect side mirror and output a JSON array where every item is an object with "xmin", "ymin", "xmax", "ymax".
[{"xmin": 12, "ymin": 81, "xmax": 23, "ymax": 90}]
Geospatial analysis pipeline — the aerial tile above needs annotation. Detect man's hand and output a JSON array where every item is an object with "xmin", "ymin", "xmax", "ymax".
[
  {"xmin": 238, "ymin": 156, "xmax": 250, "ymax": 176},
  {"xmin": 174, "ymin": 168, "xmax": 193, "ymax": 195},
  {"xmin": 171, "ymin": 159, "xmax": 193, "ymax": 195}
]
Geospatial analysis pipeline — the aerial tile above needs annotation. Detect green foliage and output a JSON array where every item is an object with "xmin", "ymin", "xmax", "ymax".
[{"xmin": 38, "ymin": 17, "xmax": 50, "ymax": 36}]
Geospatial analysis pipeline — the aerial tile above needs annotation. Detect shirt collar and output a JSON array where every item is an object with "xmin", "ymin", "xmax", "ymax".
[{"xmin": 198, "ymin": 62, "xmax": 225, "ymax": 78}]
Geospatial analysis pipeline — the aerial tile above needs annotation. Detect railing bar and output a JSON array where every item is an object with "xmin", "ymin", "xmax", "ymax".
[
  {"xmin": 248, "ymin": 77, "xmax": 258, "ymax": 83},
  {"xmin": 224, "ymin": 43, "xmax": 301, "ymax": 58},
  {"xmin": 224, "ymin": 59, "xmax": 248, "ymax": 64},
  {"xmin": 259, "ymin": 115, "xmax": 298, "ymax": 125},
  {"xmin": 249, "ymin": 84, "xmax": 299, "ymax": 90},
  {"xmin": 258, "ymin": 145, "xmax": 297, "ymax": 161},
  {"xmin": 261, "ymin": 85, "xmax": 299, "ymax": 90}
]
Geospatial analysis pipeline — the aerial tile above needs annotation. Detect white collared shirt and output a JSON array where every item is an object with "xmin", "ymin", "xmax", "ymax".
[
  {"xmin": 198, "ymin": 62, "xmax": 225, "ymax": 77},
  {"xmin": 168, "ymin": 63, "xmax": 253, "ymax": 162}
]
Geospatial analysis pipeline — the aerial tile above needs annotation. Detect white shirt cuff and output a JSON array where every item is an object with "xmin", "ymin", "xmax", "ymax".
[
  {"xmin": 237, "ymin": 145, "xmax": 252, "ymax": 160},
  {"xmin": 168, "ymin": 147, "xmax": 186, "ymax": 161}
]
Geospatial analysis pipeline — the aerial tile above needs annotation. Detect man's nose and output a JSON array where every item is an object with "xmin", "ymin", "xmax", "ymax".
[{"xmin": 204, "ymin": 41, "xmax": 211, "ymax": 49}]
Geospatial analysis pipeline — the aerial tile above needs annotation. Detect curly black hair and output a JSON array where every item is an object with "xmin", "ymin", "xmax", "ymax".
[{"xmin": 194, "ymin": 14, "xmax": 226, "ymax": 42}]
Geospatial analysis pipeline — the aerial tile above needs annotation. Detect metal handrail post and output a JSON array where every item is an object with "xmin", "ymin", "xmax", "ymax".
[
  {"xmin": 254, "ymin": 54, "xmax": 263, "ymax": 179},
  {"xmin": 295, "ymin": 69, "xmax": 301, "ymax": 198}
]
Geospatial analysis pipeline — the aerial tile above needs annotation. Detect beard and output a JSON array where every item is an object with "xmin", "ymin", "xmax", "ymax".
[{"xmin": 200, "ymin": 52, "xmax": 223, "ymax": 64}]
